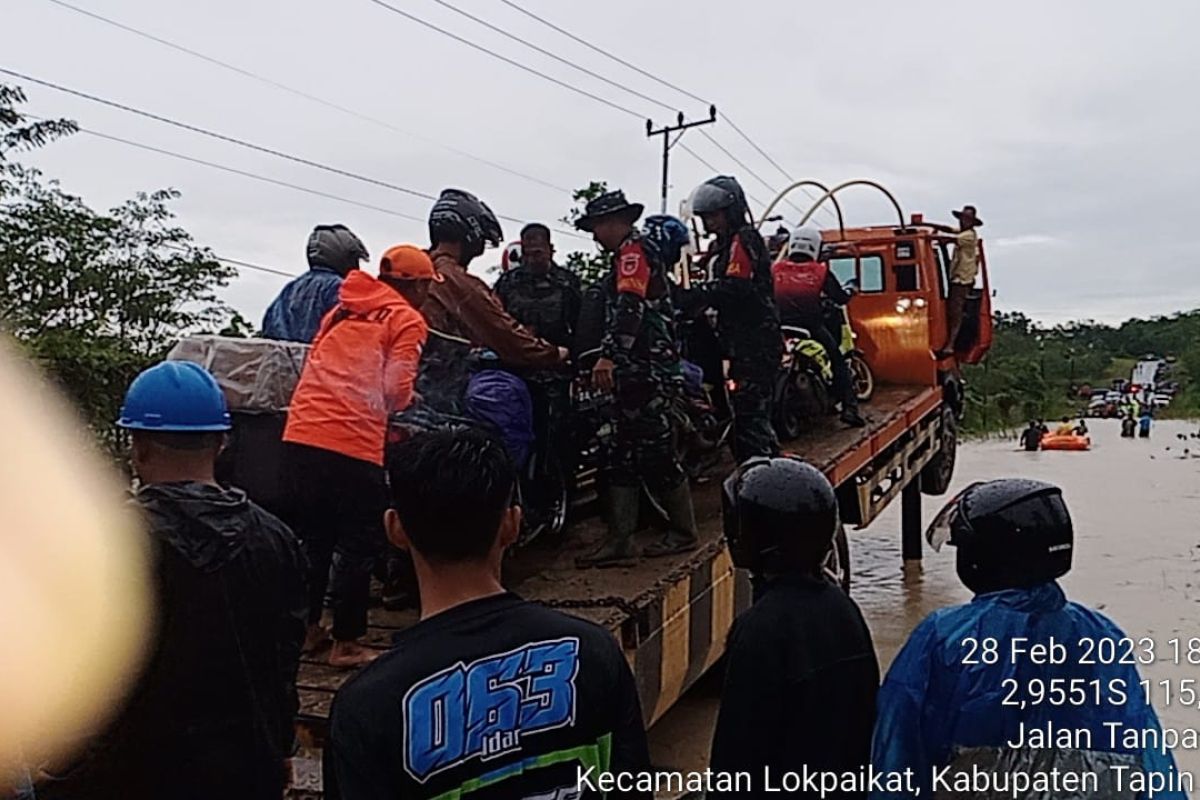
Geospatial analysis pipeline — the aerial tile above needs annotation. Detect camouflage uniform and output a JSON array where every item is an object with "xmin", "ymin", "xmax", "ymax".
[
  {"xmin": 703, "ymin": 224, "xmax": 782, "ymax": 460},
  {"xmin": 602, "ymin": 231, "xmax": 685, "ymax": 493}
]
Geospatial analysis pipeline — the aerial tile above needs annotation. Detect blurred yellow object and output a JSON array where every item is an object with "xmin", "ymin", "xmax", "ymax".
[{"xmin": 0, "ymin": 340, "xmax": 150, "ymax": 775}]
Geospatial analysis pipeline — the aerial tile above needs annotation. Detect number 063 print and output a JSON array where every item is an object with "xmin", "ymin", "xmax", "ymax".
[{"xmin": 403, "ymin": 638, "xmax": 581, "ymax": 783}]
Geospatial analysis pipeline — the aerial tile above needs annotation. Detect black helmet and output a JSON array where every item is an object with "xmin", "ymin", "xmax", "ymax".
[
  {"xmin": 429, "ymin": 188, "xmax": 503, "ymax": 263},
  {"xmin": 690, "ymin": 175, "xmax": 750, "ymax": 226},
  {"xmin": 927, "ymin": 479, "xmax": 1073, "ymax": 595},
  {"xmin": 307, "ymin": 224, "xmax": 368, "ymax": 275},
  {"xmin": 722, "ymin": 455, "xmax": 839, "ymax": 574}
]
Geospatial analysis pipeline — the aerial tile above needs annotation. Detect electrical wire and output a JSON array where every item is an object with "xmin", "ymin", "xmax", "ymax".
[
  {"xmin": 0, "ymin": 66, "xmax": 588, "ymax": 240},
  {"xmin": 212, "ymin": 255, "xmax": 296, "ymax": 279},
  {"xmin": 69, "ymin": 124, "xmax": 426, "ymax": 223},
  {"xmin": 425, "ymin": 0, "xmax": 688, "ymax": 116},
  {"xmin": 698, "ymin": 129, "xmax": 805, "ymax": 216},
  {"xmin": 365, "ymin": 0, "xmax": 643, "ymax": 120},
  {"xmin": 489, "ymin": 0, "xmax": 833, "ymax": 220},
  {"xmin": 41, "ymin": 0, "xmax": 571, "ymax": 193}
]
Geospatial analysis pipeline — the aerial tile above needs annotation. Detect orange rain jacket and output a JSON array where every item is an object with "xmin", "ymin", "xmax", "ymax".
[{"xmin": 283, "ymin": 270, "xmax": 427, "ymax": 466}]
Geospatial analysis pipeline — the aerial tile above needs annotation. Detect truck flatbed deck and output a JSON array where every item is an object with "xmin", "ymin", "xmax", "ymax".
[{"xmin": 295, "ymin": 383, "xmax": 944, "ymax": 740}]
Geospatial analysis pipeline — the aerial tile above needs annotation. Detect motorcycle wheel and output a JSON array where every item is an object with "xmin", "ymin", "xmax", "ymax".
[
  {"xmin": 821, "ymin": 523, "xmax": 852, "ymax": 594},
  {"xmin": 773, "ymin": 371, "xmax": 805, "ymax": 441},
  {"xmin": 848, "ymin": 352, "xmax": 875, "ymax": 403},
  {"xmin": 518, "ymin": 449, "xmax": 569, "ymax": 546}
]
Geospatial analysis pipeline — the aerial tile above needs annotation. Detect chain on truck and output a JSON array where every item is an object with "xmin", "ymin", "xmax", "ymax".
[{"xmin": 168, "ymin": 179, "xmax": 994, "ymax": 797}]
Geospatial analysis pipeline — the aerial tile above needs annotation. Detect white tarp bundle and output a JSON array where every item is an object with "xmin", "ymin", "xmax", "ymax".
[{"xmin": 167, "ymin": 335, "xmax": 309, "ymax": 412}]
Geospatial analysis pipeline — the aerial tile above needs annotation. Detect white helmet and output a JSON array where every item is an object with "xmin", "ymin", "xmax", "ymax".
[{"xmin": 787, "ymin": 225, "xmax": 823, "ymax": 261}]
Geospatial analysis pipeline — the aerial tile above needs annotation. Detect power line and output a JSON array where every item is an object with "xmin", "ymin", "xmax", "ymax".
[
  {"xmin": 677, "ymin": 143, "xmax": 767, "ymax": 211},
  {"xmin": 489, "ymin": 0, "xmax": 832, "ymax": 220},
  {"xmin": 0, "ymin": 66, "xmax": 588, "ymax": 240},
  {"xmin": 365, "ymin": 0, "xmax": 643, "ymax": 120},
  {"xmin": 698, "ymin": 129, "xmax": 806, "ymax": 217},
  {"xmin": 495, "ymin": 0, "xmax": 709, "ymax": 107},
  {"xmin": 213, "ymin": 255, "xmax": 296, "ymax": 279},
  {"xmin": 424, "ymin": 0, "xmax": 687, "ymax": 116},
  {"xmin": 68, "ymin": 124, "xmax": 426, "ymax": 223},
  {"xmin": 41, "ymin": 0, "xmax": 570, "ymax": 194}
]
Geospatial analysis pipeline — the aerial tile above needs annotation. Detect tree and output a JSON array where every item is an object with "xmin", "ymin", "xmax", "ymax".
[
  {"xmin": 560, "ymin": 181, "xmax": 610, "ymax": 286},
  {"xmin": 0, "ymin": 82, "xmax": 238, "ymax": 450}
]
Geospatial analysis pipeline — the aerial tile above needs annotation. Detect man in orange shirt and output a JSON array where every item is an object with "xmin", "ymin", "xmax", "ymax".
[{"xmin": 283, "ymin": 244, "xmax": 433, "ymax": 668}]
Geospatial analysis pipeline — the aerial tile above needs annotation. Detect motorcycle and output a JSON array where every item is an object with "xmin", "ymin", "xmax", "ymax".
[{"xmin": 773, "ymin": 290, "xmax": 874, "ymax": 440}]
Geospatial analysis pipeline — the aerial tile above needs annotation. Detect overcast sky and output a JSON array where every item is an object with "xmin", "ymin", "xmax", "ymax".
[{"xmin": 7, "ymin": 0, "xmax": 1200, "ymax": 326}]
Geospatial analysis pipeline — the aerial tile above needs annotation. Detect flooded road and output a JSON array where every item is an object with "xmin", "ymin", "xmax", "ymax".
[{"xmin": 649, "ymin": 418, "xmax": 1200, "ymax": 781}]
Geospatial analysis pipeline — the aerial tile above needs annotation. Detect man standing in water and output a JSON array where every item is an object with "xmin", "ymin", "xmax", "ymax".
[{"xmin": 871, "ymin": 479, "xmax": 1184, "ymax": 799}]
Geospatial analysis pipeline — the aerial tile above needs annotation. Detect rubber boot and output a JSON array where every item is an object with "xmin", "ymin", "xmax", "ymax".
[
  {"xmin": 644, "ymin": 480, "xmax": 699, "ymax": 558},
  {"xmin": 576, "ymin": 485, "xmax": 640, "ymax": 568},
  {"xmin": 840, "ymin": 404, "xmax": 867, "ymax": 428}
]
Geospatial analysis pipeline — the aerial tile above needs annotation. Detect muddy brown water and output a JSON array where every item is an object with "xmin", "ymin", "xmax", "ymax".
[{"xmin": 649, "ymin": 418, "xmax": 1200, "ymax": 787}]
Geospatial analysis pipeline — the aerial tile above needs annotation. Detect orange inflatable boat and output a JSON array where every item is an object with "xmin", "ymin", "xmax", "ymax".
[{"xmin": 1040, "ymin": 433, "xmax": 1091, "ymax": 451}]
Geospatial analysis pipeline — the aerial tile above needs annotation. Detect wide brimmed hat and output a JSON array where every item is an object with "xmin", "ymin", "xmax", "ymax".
[
  {"xmin": 952, "ymin": 205, "xmax": 983, "ymax": 227},
  {"xmin": 575, "ymin": 190, "xmax": 644, "ymax": 232}
]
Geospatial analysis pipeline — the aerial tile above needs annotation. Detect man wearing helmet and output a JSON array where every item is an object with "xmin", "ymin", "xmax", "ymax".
[
  {"xmin": 574, "ymin": 191, "xmax": 698, "ymax": 567},
  {"xmin": 689, "ymin": 175, "xmax": 782, "ymax": 460},
  {"xmin": 871, "ymin": 479, "xmax": 1184, "ymax": 799},
  {"xmin": 775, "ymin": 226, "xmax": 866, "ymax": 427},
  {"xmin": 418, "ymin": 189, "xmax": 567, "ymax": 415},
  {"xmin": 262, "ymin": 224, "xmax": 369, "ymax": 343},
  {"xmin": 710, "ymin": 457, "xmax": 879, "ymax": 795}
]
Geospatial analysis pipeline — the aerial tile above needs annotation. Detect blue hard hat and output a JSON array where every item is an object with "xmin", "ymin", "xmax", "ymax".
[{"xmin": 117, "ymin": 361, "xmax": 232, "ymax": 432}]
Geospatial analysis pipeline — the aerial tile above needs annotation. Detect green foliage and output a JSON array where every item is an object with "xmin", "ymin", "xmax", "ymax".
[
  {"xmin": 0, "ymin": 82, "xmax": 238, "ymax": 450},
  {"xmin": 560, "ymin": 181, "xmax": 609, "ymax": 286},
  {"xmin": 961, "ymin": 309, "xmax": 1200, "ymax": 433}
]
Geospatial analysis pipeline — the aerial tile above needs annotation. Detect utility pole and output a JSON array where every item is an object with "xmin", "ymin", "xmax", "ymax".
[{"xmin": 647, "ymin": 105, "xmax": 717, "ymax": 214}]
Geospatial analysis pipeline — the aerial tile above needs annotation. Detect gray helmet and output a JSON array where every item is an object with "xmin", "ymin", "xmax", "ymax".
[
  {"xmin": 307, "ymin": 224, "xmax": 368, "ymax": 275},
  {"xmin": 690, "ymin": 175, "xmax": 750, "ymax": 225}
]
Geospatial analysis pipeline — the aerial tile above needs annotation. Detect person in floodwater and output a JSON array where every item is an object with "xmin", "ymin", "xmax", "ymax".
[
  {"xmin": 869, "ymin": 479, "xmax": 1184, "ymax": 800},
  {"xmin": 710, "ymin": 457, "xmax": 879, "ymax": 797},
  {"xmin": 42, "ymin": 362, "xmax": 308, "ymax": 800},
  {"xmin": 1122, "ymin": 413, "xmax": 1138, "ymax": 437},
  {"xmin": 1140, "ymin": 409, "xmax": 1154, "ymax": 438},
  {"xmin": 1055, "ymin": 415, "xmax": 1076, "ymax": 436},
  {"xmin": 283, "ymin": 245, "xmax": 432, "ymax": 668},
  {"xmin": 262, "ymin": 224, "xmax": 369, "ymax": 343},
  {"xmin": 325, "ymin": 428, "xmax": 652, "ymax": 799},
  {"xmin": 1019, "ymin": 419, "xmax": 1043, "ymax": 451},
  {"xmin": 1075, "ymin": 418, "xmax": 1089, "ymax": 436}
]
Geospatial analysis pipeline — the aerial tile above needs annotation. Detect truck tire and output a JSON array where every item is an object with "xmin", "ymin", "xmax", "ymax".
[
  {"xmin": 920, "ymin": 405, "xmax": 957, "ymax": 496},
  {"xmin": 822, "ymin": 524, "xmax": 852, "ymax": 595}
]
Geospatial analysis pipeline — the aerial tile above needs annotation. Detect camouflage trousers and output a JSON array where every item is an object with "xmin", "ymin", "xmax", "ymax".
[
  {"xmin": 611, "ymin": 372, "xmax": 686, "ymax": 493},
  {"xmin": 729, "ymin": 362, "xmax": 779, "ymax": 463}
]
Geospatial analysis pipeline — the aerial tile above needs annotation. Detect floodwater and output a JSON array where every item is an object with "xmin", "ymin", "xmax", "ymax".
[{"xmin": 649, "ymin": 418, "xmax": 1200, "ymax": 783}]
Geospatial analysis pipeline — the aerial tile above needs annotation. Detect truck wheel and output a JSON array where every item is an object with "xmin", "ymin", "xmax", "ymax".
[
  {"xmin": 849, "ymin": 352, "xmax": 874, "ymax": 403},
  {"xmin": 920, "ymin": 405, "xmax": 957, "ymax": 496},
  {"xmin": 822, "ymin": 524, "xmax": 852, "ymax": 594}
]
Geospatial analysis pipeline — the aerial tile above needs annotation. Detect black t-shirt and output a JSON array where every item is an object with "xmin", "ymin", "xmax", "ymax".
[
  {"xmin": 325, "ymin": 593, "xmax": 651, "ymax": 799},
  {"xmin": 709, "ymin": 575, "xmax": 879, "ymax": 798}
]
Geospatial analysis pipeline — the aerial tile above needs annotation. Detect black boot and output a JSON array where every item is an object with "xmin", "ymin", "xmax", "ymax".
[
  {"xmin": 840, "ymin": 404, "xmax": 867, "ymax": 428},
  {"xmin": 644, "ymin": 481, "xmax": 699, "ymax": 557},
  {"xmin": 576, "ymin": 485, "xmax": 640, "ymax": 568}
]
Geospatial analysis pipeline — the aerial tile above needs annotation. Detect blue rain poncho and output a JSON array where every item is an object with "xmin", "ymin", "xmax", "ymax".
[{"xmin": 870, "ymin": 582, "xmax": 1184, "ymax": 799}]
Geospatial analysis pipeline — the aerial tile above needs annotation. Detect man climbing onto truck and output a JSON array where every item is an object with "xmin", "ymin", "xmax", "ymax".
[
  {"xmin": 262, "ymin": 224, "xmax": 369, "ymax": 343},
  {"xmin": 283, "ymin": 244, "xmax": 433, "ymax": 668},
  {"xmin": 927, "ymin": 205, "xmax": 982, "ymax": 358},
  {"xmin": 325, "ymin": 428, "xmax": 652, "ymax": 799}
]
